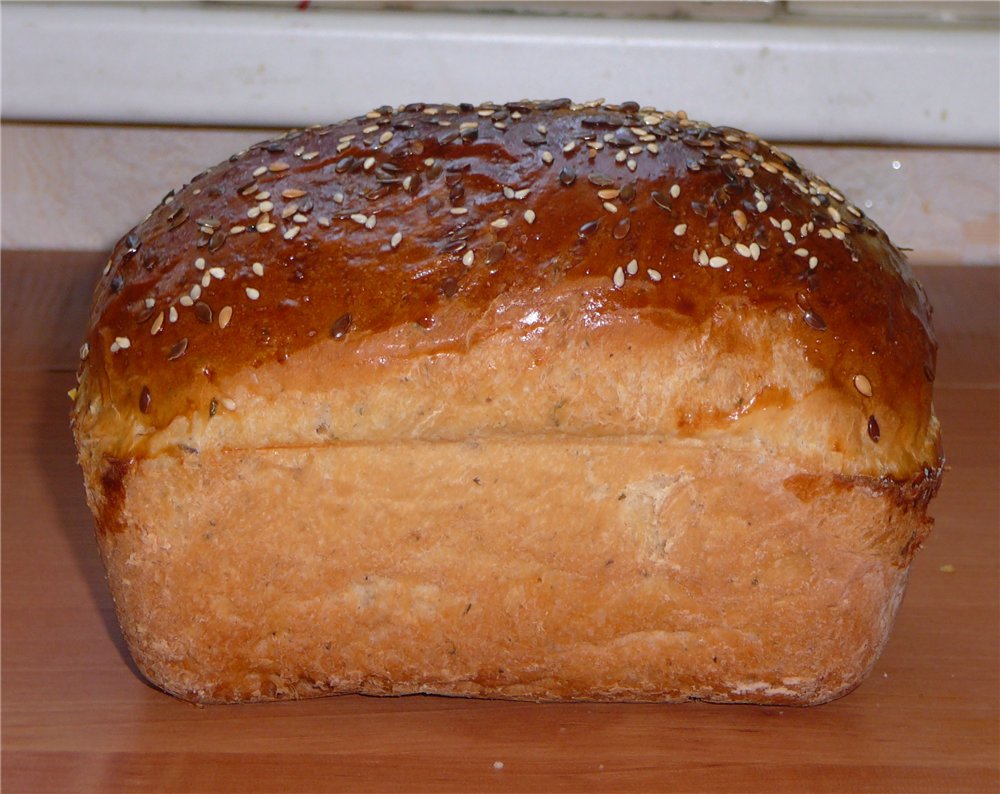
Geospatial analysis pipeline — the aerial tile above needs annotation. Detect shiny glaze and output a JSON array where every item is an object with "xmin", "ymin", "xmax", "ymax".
[{"xmin": 76, "ymin": 100, "xmax": 937, "ymax": 459}]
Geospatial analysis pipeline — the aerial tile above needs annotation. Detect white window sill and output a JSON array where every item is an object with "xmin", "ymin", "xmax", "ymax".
[{"xmin": 2, "ymin": 1, "xmax": 997, "ymax": 145}]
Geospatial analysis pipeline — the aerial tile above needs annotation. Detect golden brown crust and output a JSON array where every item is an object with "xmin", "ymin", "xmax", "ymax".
[
  {"xmin": 86, "ymin": 439, "xmax": 935, "ymax": 705},
  {"xmin": 72, "ymin": 100, "xmax": 944, "ymax": 705},
  {"xmin": 73, "ymin": 100, "xmax": 938, "ymax": 478}
]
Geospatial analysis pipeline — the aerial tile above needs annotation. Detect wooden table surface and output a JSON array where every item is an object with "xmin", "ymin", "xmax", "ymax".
[{"xmin": 2, "ymin": 251, "xmax": 997, "ymax": 794}]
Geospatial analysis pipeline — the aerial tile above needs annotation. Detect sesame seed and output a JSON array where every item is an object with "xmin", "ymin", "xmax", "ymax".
[
  {"xmin": 603, "ymin": 201, "xmax": 618, "ymax": 214},
  {"xmin": 423, "ymin": 157, "xmax": 435, "ymax": 166},
  {"xmin": 756, "ymin": 200, "xmax": 768, "ymax": 212},
  {"xmin": 221, "ymin": 398, "xmax": 237, "ymax": 412},
  {"xmin": 195, "ymin": 257, "xmax": 206, "ymax": 270},
  {"xmin": 201, "ymin": 272, "xmax": 211, "ymax": 288},
  {"xmin": 491, "ymin": 218, "xmax": 509, "ymax": 229},
  {"xmin": 284, "ymin": 226, "xmax": 300, "ymax": 240},
  {"xmin": 252, "ymin": 262, "xmax": 265, "ymax": 276},
  {"xmin": 647, "ymin": 143, "xmax": 659, "ymax": 154},
  {"xmin": 150, "ymin": 312, "xmax": 164, "ymax": 335},
  {"xmin": 831, "ymin": 228, "xmax": 846, "ymax": 240},
  {"xmin": 750, "ymin": 243, "xmax": 761, "ymax": 260},
  {"xmin": 783, "ymin": 231, "xmax": 796, "ymax": 245},
  {"xmin": 247, "ymin": 207, "xmax": 261, "ymax": 220},
  {"xmin": 379, "ymin": 130, "xmax": 393, "ymax": 144},
  {"xmin": 390, "ymin": 231, "xmax": 403, "ymax": 248},
  {"xmin": 268, "ymin": 161, "xmax": 289, "ymax": 172},
  {"xmin": 780, "ymin": 219, "xmax": 792, "ymax": 232},
  {"xmin": 450, "ymin": 207, "xmax": 468, "ymax": 216},
  {"xmin": 669, "ymin": 184, "xmax": 681, "ymax": 199},
  {"xmin": 402, "ymin": 176, "xmax": 413, "ymax": 191},
  {"xmin": 735, "ymin": 243, "xmax": 752, "ymax": 258},
  {"xmin": 597, "ymin": 189, "xmax": 620, "ymax": 200},
  {"xmin": 255, "ymin": 191, "xmax": 270, "ymax": 200},
  {"xmin": 350, "ymin": 213, "xmax": 368, "ymax": 225},
  {"xmin": 179, "ymin": 296, "xmax": 194, "ymax": 307},
  {"xmin": 732, "ymin": 209, "xmax": 748, "ymax": 230},
  {"xmin": 794, "ymin": 248, "xmax": 809, "ymax": 257},
  {"xmin": 218, "ymin": 305, "xmax": 233, "ymax": 329},
  {"xmin": 819, "ymin": 228, "xmax": 833, "ymax": 239},
  {"xmin": 828, "ymin": 207, "xmax": 842, "ymax": 223},
  {"xmin": 514, "ymin": 188, "xmax": 530, "ymax": 200},
  {"xmin": 562, "ymin": 141, "xmax": 576, "ymax": 153},
  {"xmin": 282, "ymin": 188, "xmax": 307, "ymax": 199},
  {"xmin": 541, "ymin": 150, "xmax": 554, "ymax": 164},
  {"xmin": 854, "ymin": 374, "xmax": 873, "ymax": 397},
  {"xmin": 207, "ymin": 267, "xmax": 224, "ymax": 280},
  {"xmin": 647, "ymin": 269, "xmax": 662, "ymax": 282},
  {"xmin": 79, "ymin": 342, "xmax": 90, "ymax": 360},
  {"xmin": 363, "ymin": 157, "xmax": 376, "ymax": 170},
  {"xmin": 709, "ymin": 256, "xmax": 728, "ymax": 268},
  {"xmin": 462, "ymin": 250, "xmax": 475, "ymax": 267},
  {"xmin": 256, "ymin": 222, "xmax": 276, "ymax": 233},
  {"xmin": 612, "ymin": 266, "xmax": 626, "ymax": 288},
  {"xmin": 115, "ymin": 336, "xmax": 131, "ymax": 350},
  {"xmin": 524, "ymin": 209, "xmax": 536, "ymax": 224},
  {"xmin": 190, "ymin": 284, "xmax": 202, "ymax": 300},
  {"xmin": 259, "ymin": 200, "xmax": 274, "ymax": 213},
  {"xmin": 292, "ymin": 213, "xmax": 308, "ymax": 224},
  {"xmin": 615, "ymin": 151, "xmax": 627, "ymax": 163},
  {"xmin": 626, "ymin": 159, "xmax": 637, "ymax": 172},
  {"xmin": 245, "ymin": 287, "xmax": 260, "ymax": 300},
  {"xmin": 318, "ymin": 217, "xmax": 331, "ymax": 227},
  {"xmin": 503, "ymin": 186, "xmax": 515, "ymax": 199},
  {"xmin": 364, "ymin": 215, "xmax": 377, "ymax": 229},
  {"xmin": 673, "ymin": 223, "xmax": 687, "ymax": 236},
  {"xmin": 169, "ymin": 306, "xmax": 178, "ymax": 323},
  {"xmin": 144, "ymin": 297, "xmax": 155, "ymax": 309},
  {"xmin": 252, "ymin": 166, "xmax": 267, "ymax": 177},
  {"xmin": 230, "ymin": 226, "xmax": 245, "ymax": 235},
  {"xmin": 809, "ymin": 256, "xmax": 818, "ymax": 269},
  {"xmin": 626, "ymin": 259, "xmax": 638, "ymax": 276}
]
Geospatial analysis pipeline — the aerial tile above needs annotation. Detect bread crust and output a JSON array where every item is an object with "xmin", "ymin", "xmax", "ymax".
[{"xmin": 72, "ymin": 100, "xmax": 942, "ymax": 704}]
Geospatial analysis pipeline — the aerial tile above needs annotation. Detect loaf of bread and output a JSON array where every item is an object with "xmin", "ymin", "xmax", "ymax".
[{"xmin": 72, "ymin": 99, "xmax": 942, "ymax": 705}]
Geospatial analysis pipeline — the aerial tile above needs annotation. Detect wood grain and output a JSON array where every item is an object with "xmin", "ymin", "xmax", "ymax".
[{"xmin": 2, "ymin": 252, "xmax": 997, "ymax": 794}]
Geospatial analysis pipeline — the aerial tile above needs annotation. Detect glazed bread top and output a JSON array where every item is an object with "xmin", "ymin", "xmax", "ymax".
[{"xmin": 72, "ymin": 99, "xmax": 940, "ymax": 478}]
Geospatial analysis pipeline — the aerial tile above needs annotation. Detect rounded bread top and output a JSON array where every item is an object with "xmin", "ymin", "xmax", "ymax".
[{"xmin": 74, "ymin": 99, "xmax": 940, "ymax": 478}]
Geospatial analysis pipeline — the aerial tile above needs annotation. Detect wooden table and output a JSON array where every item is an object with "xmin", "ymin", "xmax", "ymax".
[{"xmin": 3, "ymin": 252, "xmax": 997, "ymax": 793}]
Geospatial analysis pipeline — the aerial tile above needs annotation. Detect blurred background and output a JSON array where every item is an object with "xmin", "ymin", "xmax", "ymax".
[{"xmin": 2, "ymin": 0, "xmax": 998, "ymax": 265}]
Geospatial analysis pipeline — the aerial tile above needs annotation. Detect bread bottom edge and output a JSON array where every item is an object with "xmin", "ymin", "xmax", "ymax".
[{"xmin": 88, "ymin": 437, "xmax": 929, "ymax": 706}]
